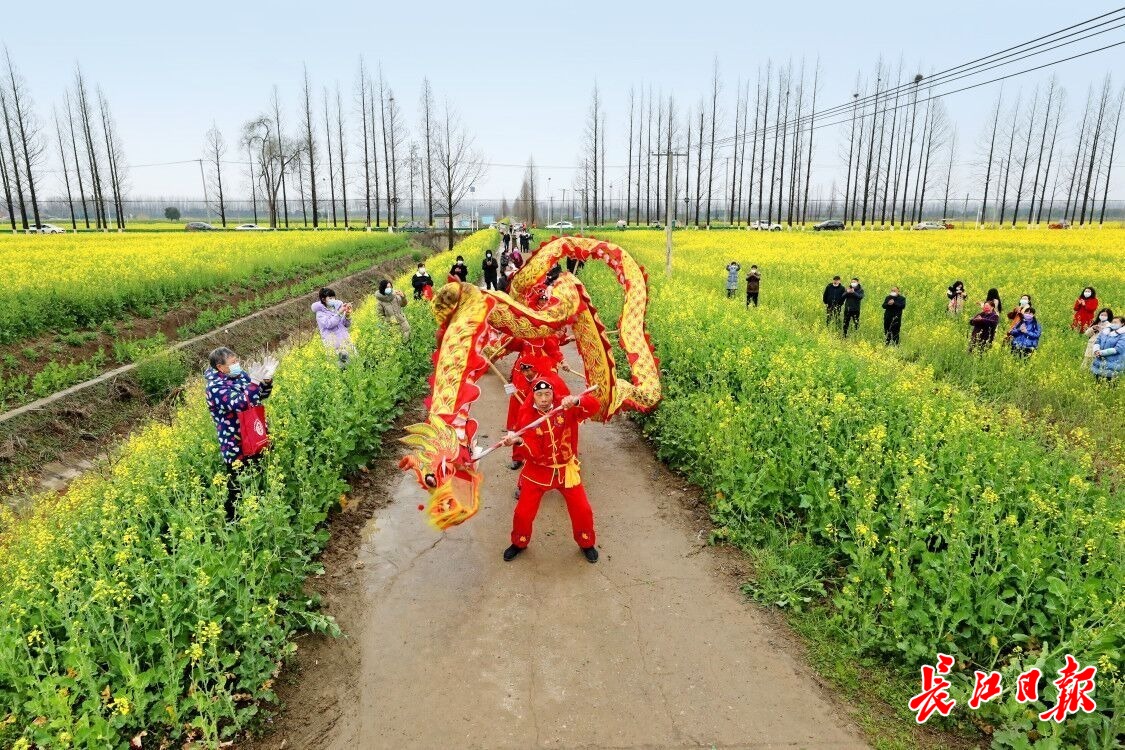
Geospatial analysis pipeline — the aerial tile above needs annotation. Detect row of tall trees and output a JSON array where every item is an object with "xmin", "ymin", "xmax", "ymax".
[
  {"xmin": 978, "ymin": 73, "xmax": 1123, "ymax": 226},
  {"xmin": 0, "ymin": 48, "xmax": 127, "ymax": 231},
  {"xmin": 567, "ymin": 61, "xmax": 1122, "ymax": 227},
  {"xmin": 199, "ymin": 60, "xmax": 482, "ymax": 249}
]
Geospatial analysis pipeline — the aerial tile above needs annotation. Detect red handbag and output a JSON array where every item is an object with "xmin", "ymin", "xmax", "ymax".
[{"xmin": 237, "ymin": 404, "xmax": 270, "ymax": 459}]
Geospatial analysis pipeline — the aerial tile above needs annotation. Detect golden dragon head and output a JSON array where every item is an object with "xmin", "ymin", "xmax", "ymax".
[{"xmin": 398, "ymin": 415, "xmax": 482, "ymax": 531}]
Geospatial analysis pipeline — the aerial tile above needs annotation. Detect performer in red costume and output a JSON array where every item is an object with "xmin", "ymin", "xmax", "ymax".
[
  {"xmin": 501, "ymin": 379, "xmax": 601, "ymax": 563},
  {"xmin": 504, "ymin": 353, "xmax": 569, "ymax": 470}
]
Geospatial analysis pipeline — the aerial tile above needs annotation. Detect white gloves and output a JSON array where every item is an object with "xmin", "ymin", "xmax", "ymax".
[
  {"xmin": 503, "ymin": 383, "xmax": 517, "ymax": 396},
  {"xmin": 247, "ymin": 354, "xmax": 280, "ymax": 383}
]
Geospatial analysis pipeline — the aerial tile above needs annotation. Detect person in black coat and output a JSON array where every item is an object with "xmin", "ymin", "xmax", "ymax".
[
  {"xmin": 410, "ymin": 263, "xmax": 434, "ymax": 300},
  {"xmin": 482, "ymin": 251, "xmax": 500, "ymax": 290},
  {"xmin": 449, "ymin": 255, "xmax": 469, "ymax": 282},
  {"xmin": 823, "ymin": 276, "xmax": 846, "ymax": 326},
  {"xmin": 842, "ymin": 278, "xmax": 865, "ymax": 337},
  {"xmin": 882, "ymin": 286, "xmax": 906, "ymax": 345}
]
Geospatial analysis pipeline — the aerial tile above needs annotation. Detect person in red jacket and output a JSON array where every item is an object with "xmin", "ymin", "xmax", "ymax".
[
  {"xmin": 504, "ymin": 353, "xmax": 569, "ymax": 469},
  {"xmin": 501, "ymin": 380, "xmax": 601, "ymax": 563},
  {"xmin": 1072, "ymin": 287, "xmax": 1099, "ymax": 330}
]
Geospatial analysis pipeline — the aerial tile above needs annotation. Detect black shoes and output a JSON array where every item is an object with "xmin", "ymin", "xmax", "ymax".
[
  {"xmin": 503, "ymin": 544, "xmax": 524, "ymax": 562},
  {"xmin": 582, "ymin": 546, "xmax": 599, "ymax": 563},
  {"xmin": 509, "ymin": 460, "xmax": 523, "ymax": 470}
]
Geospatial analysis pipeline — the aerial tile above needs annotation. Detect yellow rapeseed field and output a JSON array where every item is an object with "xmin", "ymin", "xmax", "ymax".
[{"xmin": 0, "ymin": 232, "xmax": 407, "ymax": 344}]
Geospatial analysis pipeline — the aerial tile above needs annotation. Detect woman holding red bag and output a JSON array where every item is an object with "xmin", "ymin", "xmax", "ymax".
[{"xmin": 204, "ymin": 346, "xmax": 274, "ymax": 521}]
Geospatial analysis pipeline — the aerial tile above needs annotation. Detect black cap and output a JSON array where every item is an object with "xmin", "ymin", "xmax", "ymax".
[{"xmin": 532, "ymin": 380, "xmax": 554, "ymax": 392}]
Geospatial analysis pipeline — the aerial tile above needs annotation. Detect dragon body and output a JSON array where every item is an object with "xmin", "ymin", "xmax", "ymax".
[{"xmin": 399, "ymin": 236, "xmax": 661, "ymax": 530}]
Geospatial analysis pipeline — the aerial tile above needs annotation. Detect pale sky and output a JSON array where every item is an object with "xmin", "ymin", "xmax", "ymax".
[{"xmin": 3, "ymin": 0, "xmax": 1122, "ymax": 208}]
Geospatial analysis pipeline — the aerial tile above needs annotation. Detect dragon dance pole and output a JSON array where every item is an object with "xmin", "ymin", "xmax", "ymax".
[{"xmin": 471, "ymin": 385, "xmax": 598, "ymax": 462}]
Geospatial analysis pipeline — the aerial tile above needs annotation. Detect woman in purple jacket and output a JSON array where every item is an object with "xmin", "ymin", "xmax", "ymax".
[{"xmin": 311, "ymin": 287, "xmax": 354, "ymax": 366}]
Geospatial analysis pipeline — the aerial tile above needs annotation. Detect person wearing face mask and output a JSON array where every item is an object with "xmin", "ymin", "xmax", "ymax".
[
  {"xmin": 449, "ymin": 255, "xmax": 469, "ymax": 282},
  {"xmin": 1091, "ymin": 315, "xmax": 1125, "ymax": 384},
  {"xmin": 1007, "ymin": 307, "xmax": 1041, "ymax": 358},
  {"xmin": 410, "ymin": 263, "xmax": 434, "ymax": 300},
  {"xmin": 745, "ymin": 264, "xmax": 761, "ymax": 307},
  {"xmin": 204, "ymin": 346, "xmax": 274, "ymax": 521},
  {"xmin": 823, "ymin": 275, "xmax": 846, "ymax": 326},
  {"xmin": 375, "ymin": 279, "xmax": 410, "ymax": 339},
  {"xmin": 1084, "ymin": 308, "xmax": 1115, "ymax": 368},
  {"xmin": 500, "ymin": 379, "xmax": 602, "ymax": 564},
  {"xmin": 882, "ymin": 286, "xmax": 906, "ymax": 345},
  {"xmin": 311, "ymin": 287, "xmax": 354, "ymax": 366},
  {"xmin": 1006, "ymin": 294, "xmax": 1033, "ymax": 335},
  {"xmin": 842, "ymin": 278, "xmax": 865, "ymax": 337},
  {"xmin": 482, "ymin": 250, "xmax": 499, "ymax": 290},
  {"xmin": 946, "ymin": 280, "xmax": 968, "ymax": 315},
  {"xmin": 969, "ymin": 303, "xmax": 1001, "ymax": 353},
  {"xmin": 725, "ymin": 260, "xmax": 741, "ymax": 299},
  {"xmin": 1072, "ymin": 287, "xmax": 1099, "ymax": 331}
]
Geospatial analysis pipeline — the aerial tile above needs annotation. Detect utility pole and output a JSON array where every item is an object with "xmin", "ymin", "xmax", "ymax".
[
  {"xmin": 653, "ymin": 148, "xmax": 686, "ymax": 274},
  {"xmin": 198, "ymin": 159, "xmax": 210, "ymax": 221}
]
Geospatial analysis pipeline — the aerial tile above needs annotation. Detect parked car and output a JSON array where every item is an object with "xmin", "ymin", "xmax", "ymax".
[
  {"xmin": 27, "ymin": 223, "xmax": 67, "ymax": 234},
  {"xmin": 1048, "ymin": 219, "xmax": 1071, "ymax": 229},
  {"xmin": 749, "ymin": 220, "xmax": 782, "ymax": 231},
  {"xmin": 912, "ymin": 221, "xmax": 948, "ymax": 230},
  {"xmin": 184, "ymin": 222, "xmax": 216, "ymax": 231},
  {"xmin": 813, "ymin": 219, "xmax": 845, "ymax": 231},
  {"xmin": 545, "ymin": 221, "xmax": 574, "ymax": 229},
  {"xmin": 234, "ymin": 223, "xmax": 271, "ymax": 231}
]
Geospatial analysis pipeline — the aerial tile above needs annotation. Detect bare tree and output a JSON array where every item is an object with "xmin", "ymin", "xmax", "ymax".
[
  {"xmin": 246, "ymin": 141, "xmax": 259, "ymax": 224},
  {"xmin": 695, "ymin": 96, "xmax": 705, "ymax": 224},
  {"xmin": 433, "ymin": 100, "xmax": 485, "ymax": 250},
  {"xmin": 942, "ymin": 127, "xmax": 957, "ymax": 220},
  {"xmin": 728, "ymin": 78, "xmax": 744, "ymax": 224},
  {"xmin": 842, "ymin": 81, "xmax": 860, "ymax": 225},
  {"xmin": 801, "ymin": 60, "xmax": 819, "ymax": 224},
  {"xmin": 300, "ymin": 65, "xmax": 319, "ymax": 227},
  {"xmin": 0, "ymin": 85, "xmax": 28, "ymax": 228},
  {"xmin": 242, "ymin": 114, "xmax": 301, "ymax": 228},
  {"xmin": 583, "ymin": 82, "xmax": 601, "ymax": 225},
  {"xmin": 1036, "ymin": 91, "xmax": 1066, "ymax": 224},
  {"xmin": 52, "ymin": 106, "xmax": 77, "ymax": 230},
  {"xmin": 357, "ymin": 60, "xmax": 372, "ymax": 227},
  {"xmin": 335, "ymin": 84, "xmax": 349, "ymax": 228},
  {"xmin": 625, "ymin": 87, "xmax": 635, "ymax": 226},
  {"xmin": 408, "ymin": 140, "xmax": 419, "ymax": 222},
  {"xmin": 1099, "ymin": 86, "xmax": 1123, "ymax": 224},
  {"xmin": 705, "ymin": 60, "xmax": 720, "ymax": 227},
  {"xmin": 204, "ymin": 123, "xmax": 228, "ymax": 226},
  {"xmin": 860, "ymin": 61, "xmax": 883, "ymax": 225},
  {"xmin": 323, "ymin": 87, "xmax": 337, "ymax": 226},
  {"xmin": 64, "ymin": 92, "xmax": 90, "ymax": 228},
  {"xmin": 757, "ymin": 61, "xmax": 771, "ymax": 223},
  {"xmin": 97, "ymin": 88, "xmax": 126, "ymax": 229},
  {"xmin": 899, "ymin": 74, "xmax": 924, "ymax": 225},
  {"xmin": 377, "ymin": 68, "xmax": 393, "ymax": 225},
  {"xmin": 420, "ymin": 78, "xmax": 436, "ymax": 227},
  {"xmin": 1010, "ymin": 87, "xmax": 1039, "ymax": 225},
  {"xmin": 0, "ymin": 113, "xmax": 14, "ymax": 230},
  {"xmin": 525, "ymin": 157, "xmax": 538, "ymax": 225},
  {"xmin": 1079, "ymin": 74, "xmax": 1113, "ymax": 225},
  {"xmin": 367, "ymin": 74, "xmax": 382, "ymax": 227},
  {"xmin": 978, "ymin": 89, "xmax": 1004, "ymax": 225},
  {"xmin": 996, "ymin": 92, "xmax": 1022, "ymax": 225},
  {"xmin": 2, "ymin": 47, "xmax": 43, "ymax": 228},
  {"xmin": 74, "ymin": 66, "xmax": 108, "ymax": 229},
  {"xmin": 1027, "ymin": 77, "xmax": 1057, "ymax": 224},
  {"xmin": 270, "ymin": 87, "xmax": 290, "ymax": 227},
  {"xmin": 1064, "ymin": 87, "xmax": 1094, "ymax": 223}
]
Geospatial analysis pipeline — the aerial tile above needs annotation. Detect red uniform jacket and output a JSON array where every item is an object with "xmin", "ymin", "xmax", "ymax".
[
  {"xmin": 1072, "ymin": 296, "xmax": 1099, "ymax": 330},
  {"xmin": 512, "ymin": 393, "xmax": 599, "ymax": 487}
]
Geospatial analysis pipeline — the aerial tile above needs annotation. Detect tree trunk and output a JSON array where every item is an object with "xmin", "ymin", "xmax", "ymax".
[
  {"xmin": 979, "ymin": 91, "xmax": 1003, "ymax": 225},
  {"xmin": 336, "ymin": 86, "xmax": 349, "ymax": 228},
  {"xmin": 626, "ymin": 88, "xmax": 634, "ymax": 226},
  {"xmin": 53, "ymin": 108, "xmax": 78, "ymax": 229},
  {"xmin": 64, "ymin": 93, "xmax": 90, "ymax": 228},
  {"xmin": 997, "ymin": 94, "xmax": 1021, "ymax": 225},
  {"xmin": 1010, "ymin": 89, "xmax": 1038, "ymax": 225},
  {"xmin": 323, "ymin": 88, "xmax": 337, "ymax": 226},
  {"xmin": 359, "ymin": 66, "xmax": 372, "ymax": 227},
  {"xmin": 899, "ymin": 81, "xmax": 921, "ymax": 226},
  {"xmin": 861, "ymin": 68, "xmax": 881, "ymax": 225},
  {"xmin": 706, "ymin": 61, "xmax": 720, "ymax": 227},
  {"xmin": 801, "ymin": 61, "xmax": 818, "ymax": 225},
  {"xmin": 302, "ymin": 67, "xmax": 319, "ymax": 228},
  {"xmin": 1079, "ymin": 76, "xmax": 1112, "ymax": 225},
  {"xmin": 1036, "ymin": 104, "xmax": 1063, "ymax": 224},
  {"xmin": 1064, "ymin": 89, "xmax": 1093, "ymax": 223},
  {"xmin": 1098, "ymin": 88, "xmax": 1123, "ymax": 224}
]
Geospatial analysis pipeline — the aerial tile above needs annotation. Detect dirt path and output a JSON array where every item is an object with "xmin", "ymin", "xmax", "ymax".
[{"xmin": 247, "ymin": 362, "xmax": 869, "ymax": 749}]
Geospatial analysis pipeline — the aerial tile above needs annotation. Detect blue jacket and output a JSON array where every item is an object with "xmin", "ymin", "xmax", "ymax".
[
  {"xmin": 725, "ymin": 263, "xmax": 741, "ymax": 288},
  {"xmin": 204, "ymin": 368, "xmax": 272, "ymax": 464},
  {"xmin": 1091, "ymin": 328, "xmax": 1125, "ymax": 377},
  {"xmin": 1009, "ymin": 318, "xmax": 1041, "ymax": 350}
]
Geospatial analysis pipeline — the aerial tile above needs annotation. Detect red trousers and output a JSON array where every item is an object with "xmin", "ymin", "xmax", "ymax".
[{"xmin": 511, "ymin": 475, "xmax": 596, "ymax": 549}]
